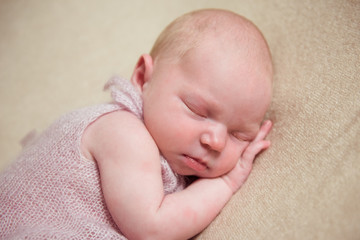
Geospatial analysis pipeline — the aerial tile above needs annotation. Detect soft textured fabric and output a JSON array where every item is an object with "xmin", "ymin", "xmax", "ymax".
[
  {"xmin": 1, "ymin": 1, "xmax": 359, "ymax": 239},
  {"xmin": 0, "ymin": 77, "xmax": 185, "ymax": 239}
]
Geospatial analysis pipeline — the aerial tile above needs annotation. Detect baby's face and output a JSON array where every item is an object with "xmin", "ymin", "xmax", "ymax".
[{"xmin": 142, "ymin": 40, "xmax": 272, "ymax": 178}]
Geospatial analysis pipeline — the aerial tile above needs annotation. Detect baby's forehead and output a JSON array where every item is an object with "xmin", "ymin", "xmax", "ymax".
[{"xmin": 191, "ymin": 29, "xmax": 270, "ymax": 72}]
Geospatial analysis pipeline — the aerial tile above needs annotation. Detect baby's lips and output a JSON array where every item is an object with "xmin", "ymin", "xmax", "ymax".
[{"xmin": 183, "ymin": 155, "xmax": 208, "ymax": 172}]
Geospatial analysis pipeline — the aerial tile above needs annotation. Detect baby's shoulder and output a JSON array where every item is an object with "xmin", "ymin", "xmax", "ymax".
[{"xmin": 81, "ymin": 110, "xmax": 156, "ymax": 162}]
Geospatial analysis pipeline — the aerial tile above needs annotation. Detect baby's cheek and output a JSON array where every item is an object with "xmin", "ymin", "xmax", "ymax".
[
  {"xmin": 227, "ymin": 143, "xmax": 245, "ymax": 166},
  {"xmin": 216, "ymin": 154, "xmax": 240, "ymax": 176},
  {"xmin": 238, "ymin": 141, "xmax": 250, "ymax": 156}
]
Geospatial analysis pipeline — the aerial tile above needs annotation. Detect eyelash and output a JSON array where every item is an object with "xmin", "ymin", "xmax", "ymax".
[
  {"xmin": 184, "ymin": 101, "xmax": 207, "ymax": 118},
  {"xmin": 231, "ymin": 132, "xmax": 245, "ymax": 141},
  {"xmin": 231, "ymin": 132, "xmax": 251, "ymax": 142}
]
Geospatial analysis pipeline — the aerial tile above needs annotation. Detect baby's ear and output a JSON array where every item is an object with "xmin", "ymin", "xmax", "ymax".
[{"xmin": 131, "ymin": 54, "xmax": 153, "ymax": 92}]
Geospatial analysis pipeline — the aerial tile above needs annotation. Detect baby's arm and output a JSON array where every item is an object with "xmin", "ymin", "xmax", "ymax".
[{"xmin": 82, "ymin": 110, "xmax": 271, "ymax": 240}]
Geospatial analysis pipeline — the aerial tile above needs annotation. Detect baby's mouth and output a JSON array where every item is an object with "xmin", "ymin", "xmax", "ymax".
[{"xmin": 183, "ymin": 155, "xmax": 208, "ymax": 172}]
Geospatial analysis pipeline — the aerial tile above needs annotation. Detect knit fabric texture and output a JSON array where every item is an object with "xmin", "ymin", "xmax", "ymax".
[{"xmin": 0, "ymin": 77, "xmax": 185, "ymax": 239}]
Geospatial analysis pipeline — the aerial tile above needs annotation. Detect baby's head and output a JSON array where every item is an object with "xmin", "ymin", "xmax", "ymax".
[
  {"xmin": 131, "ymin": 9, "xmax": 272, "ymax": 178},
  {"xmin": 150, "ymin": 9, "xmax": 272, "ymax": 73}
]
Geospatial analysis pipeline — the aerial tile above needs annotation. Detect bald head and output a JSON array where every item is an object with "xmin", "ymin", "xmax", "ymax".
[{"xmin": 150, "ymin": 9, "xmax": 272, "ymax": 77}]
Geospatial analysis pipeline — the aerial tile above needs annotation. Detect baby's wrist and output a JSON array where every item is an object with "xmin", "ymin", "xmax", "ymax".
[{"xmin": 221, "ymin": 175, "xmax": 238, "ymax": 194}]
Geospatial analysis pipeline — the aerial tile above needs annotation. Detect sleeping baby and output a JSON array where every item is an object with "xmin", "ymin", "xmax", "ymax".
[{"xmin": 0, "ymin": 9, "xmax": 273, "ymax": 239}]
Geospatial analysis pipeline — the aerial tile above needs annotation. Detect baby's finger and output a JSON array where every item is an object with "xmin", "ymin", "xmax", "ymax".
[
  {"xmin": 253, "ymin": 120, "xmax": 272, "ymax": 142},
  {"xmin": 241, "ymin": 140, "xmax": 271, "ymax": 164}
]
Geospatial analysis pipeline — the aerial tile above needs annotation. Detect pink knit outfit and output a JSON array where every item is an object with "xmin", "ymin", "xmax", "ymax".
[{"xmin": 0, "ymin": 77, "xmax": 185, "ymax": 239}]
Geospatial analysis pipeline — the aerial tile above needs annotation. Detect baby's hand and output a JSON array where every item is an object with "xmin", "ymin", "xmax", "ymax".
[{"xmin": 222, "ymin": 120, "xmax": 272, "ymax": 193}]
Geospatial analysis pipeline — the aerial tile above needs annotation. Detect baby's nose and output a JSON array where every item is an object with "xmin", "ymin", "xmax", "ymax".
[{"xmin": 200, "ymin": 123, "xmax": 227, "ymax": 152}]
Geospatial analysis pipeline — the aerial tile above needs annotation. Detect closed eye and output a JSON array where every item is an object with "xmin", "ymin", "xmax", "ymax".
[
  {"xmin": 183, "ymin": 100, "xmax": 207, "ymax": 118},
  {"xmin": 231, "ymin": 131, "xmax": 252, "ymax": 142}
]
